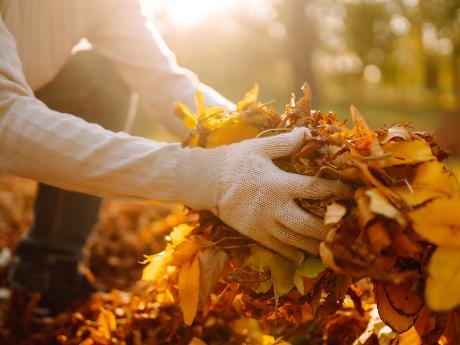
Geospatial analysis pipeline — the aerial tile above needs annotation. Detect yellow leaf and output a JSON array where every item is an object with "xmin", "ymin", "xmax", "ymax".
[
  {"xmin": 142, "ymin": 251, "xmax": 171, "ymax": 281},
  {"xmin": 178, "ymin": 254, "xmax": 200, "ymax": 325},
  {"xmin": 196, "ymin": 90, "xmax": 205, "ymax": 117},
  {"xmin": 296, "ymin": 256, "xmax": 325, "ymax": 278},
  {"xmin": 96, "ymin": 307, "xmax": 117, "ymax": 340},
  {"xmin": 244, "ymin": 247, "xmax": 274, "ymax": 271},
  {"xmin": 324, "ymin": 202, "xmax": 347, "ymax": 225},
  {"xmin": 410, "ymin": 197, "xmax": 460, "ymax": 247},
  {"xmin": 175, "ymin": 103, "xmax": 198, "ymax": 129},
  {"xmin": 170, "ymin": 224, "xmax": 195, "ymax": 246},
  {"xmin": 244, "ymin": 248, "xmax": 297, "ymax": 295},
  {"xmin": 237, "ymin": 83, "xmax": 259, "ymax": 111},
  {"xmin": 269, "ymin": 254, "xmax": 296, "ymax": 296},
  {"xmin": 262, "ymin": 336, "xmax": 291, "ymax": 345},
  {"xmin": 203, "ymin": 106, "xmax": 225, "ymax": 118},
  {"xmin": 244, "ymin": 247, "xmax": 274, "ymax": 293},
  {"xmin": 170, "ymin": 237, "xmax": 200, "ymax": 266},
  {"xmin": 397, "ymin": 327, "xmax": 421, "ymax": 345},
  {"xmin": 293, "ymin": 272, "xmax": 305, "ymax": 294},
  {"xmin": 392, "ymin": 161, "xmax": 455, "ymax": 206},
  {"xmin": 188, "ymin": 337, "xmax": 207, "ymax": 345},
  {"xmin": 378, "ymin": 140, "xmax": 434, "ymax": 167},
  {"xmin": 205, "ymin": 120, "xmax": 261, "ymax": 147},
  {"xmin": 425, "ymin": 247, "xmax": 460, "ymax": 311}
]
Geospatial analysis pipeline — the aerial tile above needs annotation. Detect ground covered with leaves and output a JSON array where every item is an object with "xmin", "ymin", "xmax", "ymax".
[{"xmin": 1, "ymin": 85, "xmax": 460, "ymax": 344}]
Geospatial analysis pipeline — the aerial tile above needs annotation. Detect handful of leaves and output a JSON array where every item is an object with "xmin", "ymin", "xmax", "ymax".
[{"xmin": 142, "ymin": 84, "xmax": 460, "ymax": 344}]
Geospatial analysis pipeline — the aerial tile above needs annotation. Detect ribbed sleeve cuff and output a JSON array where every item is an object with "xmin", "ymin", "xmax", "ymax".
[{"xmin": 174, "ymin": 146, "xmax": 225, "ymax": 213}]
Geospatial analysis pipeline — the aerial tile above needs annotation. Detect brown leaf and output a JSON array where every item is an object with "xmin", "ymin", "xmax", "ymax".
[
  {"xmin": 198, "ymin": 248, "xmax": 228, "ymax": 306},
  {"xmin": 382, "ymin": 280, "xmax": 423, "ymax": 317},
  {"xmin": 375, "ymin": 282, "xmax": 417, "ymax": 333}
]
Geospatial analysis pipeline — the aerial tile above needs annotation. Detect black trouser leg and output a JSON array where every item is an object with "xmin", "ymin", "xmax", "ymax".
[{"xmin": 13, "ymin": 50, "xmax": 133, "ymax": 271}]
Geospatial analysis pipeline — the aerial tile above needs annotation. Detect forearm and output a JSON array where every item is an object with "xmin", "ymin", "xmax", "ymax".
[
  {"xmin": 0, "ymin": 15, "xmax": 223, "ymax": 207},
  {"xmin": 0, "ymin": 92, "xmax": 225, "ymax": 206}
]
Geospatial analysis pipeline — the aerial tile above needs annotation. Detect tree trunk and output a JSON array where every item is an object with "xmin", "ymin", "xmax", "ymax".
[{"xmin": 280, "ymin": 0, "xmax": 319, "ymax": 102}]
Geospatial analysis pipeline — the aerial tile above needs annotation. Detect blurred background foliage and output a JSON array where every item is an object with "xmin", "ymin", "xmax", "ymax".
[{"xmin": 134, "ymin": 0, "xmax": 460, "ymax": 156}]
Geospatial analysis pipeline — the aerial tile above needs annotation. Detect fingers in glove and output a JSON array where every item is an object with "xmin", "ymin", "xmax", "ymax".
[
  {"xmin": 255, "ymin": 127, "xmax": 311, "ymax": 159},
  {"xmin": 252, "ymin": 232, "xmax": 305, "ymax": 263},
  {"xmin": 284, "ymin": 173, "xmax": 353, "ymax": 200},
  {"xmin": 277, "ymin": 201, "xmax": 327, "ymax": 240},
  {"xmin": 272, "ymin": 224, "xmax": 321, "ymax": 254}
]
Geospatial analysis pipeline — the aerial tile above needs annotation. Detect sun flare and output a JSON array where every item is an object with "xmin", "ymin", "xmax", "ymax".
[{"xmin": 150, "ymin": 0, "xmax": 234, "ymax": 27}]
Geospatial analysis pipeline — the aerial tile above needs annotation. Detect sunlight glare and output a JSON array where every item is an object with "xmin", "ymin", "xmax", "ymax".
[{"xmin": 150, "ymin": 0, "xmax": 234, "ymax": 27}]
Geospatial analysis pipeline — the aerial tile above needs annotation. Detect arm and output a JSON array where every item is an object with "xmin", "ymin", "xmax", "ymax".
[
  {"xmin": 85, "ymin": 0, "xmax": 235, "ymax": 140},
  {"xmin": 0, "ymin": 17, "xmax": 221, "ymax": 204}
]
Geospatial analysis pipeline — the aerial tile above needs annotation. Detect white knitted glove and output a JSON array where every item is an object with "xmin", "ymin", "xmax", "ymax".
[{"xmin": 176, "ymin": 128, "xmax": 351, "ymax": 262}]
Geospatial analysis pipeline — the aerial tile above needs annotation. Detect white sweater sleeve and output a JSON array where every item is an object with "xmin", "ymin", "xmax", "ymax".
[
  {"xmin": 86, "ymin": 0, "xmax": 235, "ymax": 140},
  {"xmin": 0, "ymin": 17, "xmax": 223, "ymax": 208}
]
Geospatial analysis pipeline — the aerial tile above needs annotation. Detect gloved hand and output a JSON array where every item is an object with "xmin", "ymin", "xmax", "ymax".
[{"xmin": 176, "ymin": 128, "xmax": 352, "ymax": 262}]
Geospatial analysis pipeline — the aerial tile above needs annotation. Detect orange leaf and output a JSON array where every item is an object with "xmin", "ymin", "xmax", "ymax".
[
  {"xmin": 368, "ymin": 222, "xmax": 391, "ymax": 253},
  {"xmin": 375, "ymin": 282, "xmax": 417, "ymax": 333},
  {"xmin": 179, "ymin": 254, "xmax": 200, "ymax": 325},
  {"xmin": 382, "ymin": 280, "xmax": 423, "ymax": 317}
]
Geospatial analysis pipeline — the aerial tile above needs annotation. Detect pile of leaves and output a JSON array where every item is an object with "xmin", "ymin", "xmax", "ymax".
[
  {"xmin": 0, "ymin": 176, "xmax": 189, "ymax": 344},
  {"xmin": 141, "ymin": 83, "xmax": 460, "ymax": 344},
  {"xmin": 86, "ymin": 200, "xmax": 187, "ymax": 290}
]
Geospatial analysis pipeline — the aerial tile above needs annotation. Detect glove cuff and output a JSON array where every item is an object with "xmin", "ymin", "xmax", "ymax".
[{"xmin": 174, "ymin": 146, "xmax": 225, "ymax": 213}]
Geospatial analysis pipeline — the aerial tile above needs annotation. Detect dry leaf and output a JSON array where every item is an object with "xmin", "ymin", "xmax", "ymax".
[
  {"xmin": 378, "ymin": 140, "xmax": 434, "ymax": 167},
  {"xmin": 410, "ymin": 197, "xmax": 460, "ymax": 247},
  {"xmin": 380, "ymin": 124, "xmax": 412, "ymax": 144},
  {"xmin": 188, "ymin": 337, "xmax": 207, "ymax": 345},
  {"xmin": 96, "ymin": 307, "xmax": 117, "ymax": 340},
  {"xmin": 237, "ymin": 83, "xmax": 259, "ymax": 111},
  {"xmin": 269, "ymin": 254, "xmax": 296, "ymax": 296},
  {"xmin": 425, "ymin": 247, "xmax": 460, "ymax": 311},
  {"xmin": 382, "ymin": 280, "xmax": 423, "ymax": 317},
  {"xmin": 367, "ymin": 222, "xmax": 391, "ymax": 253},
  {"xmin": 365, "ymin": 189, "xmax": 405, "ymax": 225},
  {"xmin": 324, "ymin": 202, "xmax": 347, "ymax": 225},
  {"xmin": 375, "ymin": 283, "xmax": 417, "ymax": 333},
  {"xmin": 179, "ymin": 254, "xmax": 200, "ymax": 325},
  {"xmin": 198, "ymin": 248, "xmax": 228, "ymax": 306},
  {"xmin": 392, "ymin": 161, "xmax": 455, "ymax": 206}
]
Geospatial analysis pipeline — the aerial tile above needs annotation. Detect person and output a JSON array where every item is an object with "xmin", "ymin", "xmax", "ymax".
[{"xmin": 0, "ymin": 0, "xmax": 349, "ymax": 315}]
